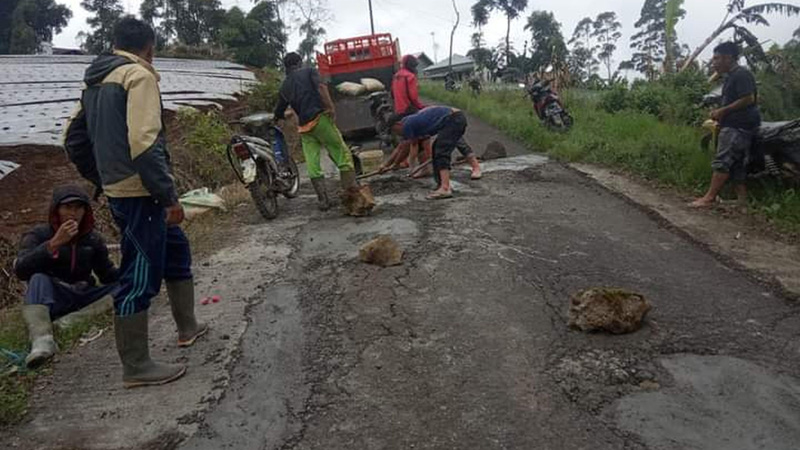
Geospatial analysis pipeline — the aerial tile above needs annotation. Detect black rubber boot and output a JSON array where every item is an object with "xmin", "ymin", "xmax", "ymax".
[
  {"xmin": 311, "ymin": 178, "xmax": 331, "ymax": 211},
  {"xmin": 114, "ymin": 311, "xmax": 186, "ymax": 388},
  {"xmin": 167, "ymin": 279, "xmax": 208, "ymax": 347}
]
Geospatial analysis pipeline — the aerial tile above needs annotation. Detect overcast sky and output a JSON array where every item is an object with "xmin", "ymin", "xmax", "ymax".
[{"xmin": 54, "ymin": 0, "xmax": 800, "ymax": 66}]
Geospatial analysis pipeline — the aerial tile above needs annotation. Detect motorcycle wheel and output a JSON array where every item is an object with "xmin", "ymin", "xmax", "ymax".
[
  {"xmin": 282, "ymin": 157, "xmax": 301, "ymax": 199},
  {"xmin": 249, "ymin": 163, "xmax": 279, "ymax": 220},
  {"xmin": 548, "ymin": 113, "xmax": 564, "ymax": 129},
  {"xmin": 561, "ymin": 112, "xmax": 574, "ymax": 130}
]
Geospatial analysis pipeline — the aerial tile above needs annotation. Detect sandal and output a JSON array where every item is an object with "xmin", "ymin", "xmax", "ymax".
[
  {"xmin": 427, "ymin": 189, "xmax": 453, "ymax": 200},
  {"xmin": 471, "ymin": 170, "xmax": 483, "ymax": 180}
]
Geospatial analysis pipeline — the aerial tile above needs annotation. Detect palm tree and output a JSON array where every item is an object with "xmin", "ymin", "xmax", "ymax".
[
  {"xmin": 472, "ymin": 0, "xmax": 528, "ymax": 66},
  {"xmin": 680, "ymin": 1, "xmax": 800, "ymax": 72}
]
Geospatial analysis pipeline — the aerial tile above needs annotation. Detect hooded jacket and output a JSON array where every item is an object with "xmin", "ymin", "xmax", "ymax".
[
  {"xmin": 392, "ymin": 55, "xmax": 425, "ymax": 115},
  {"xmin": 64, "ymin": 50, "xmax": 178, "ymax": 206},
  {"xmin": 14, "ymin": 185, "xmax": 118, "ymax": 285}
]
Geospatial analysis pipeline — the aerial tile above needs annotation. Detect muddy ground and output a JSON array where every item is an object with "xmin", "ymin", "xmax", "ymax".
[{"xmin": 3, "ymin": 112, "xmax": 800, "ymax": 449}]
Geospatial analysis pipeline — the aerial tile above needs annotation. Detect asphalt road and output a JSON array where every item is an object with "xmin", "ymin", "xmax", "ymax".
[{"xmin": 178, "ymin": 111, "xmax": 800, "ymax": 450}]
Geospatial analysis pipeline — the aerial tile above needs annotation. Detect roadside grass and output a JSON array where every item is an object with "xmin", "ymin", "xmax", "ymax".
[
  {"xmin": 0, "ymin": 305, "xmax": 112, "ymax": 426},
  {"xmin": 420, "ymin": 82, "xmax": 800, "ymax": 234}
]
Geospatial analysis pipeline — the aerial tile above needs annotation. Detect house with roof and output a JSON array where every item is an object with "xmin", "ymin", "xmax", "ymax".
[
  {"xmin": 411, "ymin": 52, "xmax": 434, "ymax": 70},
  {"xmin": 421, "ymin": 54, "xmax": 475, "ymax": 80}
]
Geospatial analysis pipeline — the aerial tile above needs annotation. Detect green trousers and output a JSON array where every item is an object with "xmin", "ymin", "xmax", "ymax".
[{"xmin": 301, "ymin": 114, "xmax": 355, "ymax": 179}]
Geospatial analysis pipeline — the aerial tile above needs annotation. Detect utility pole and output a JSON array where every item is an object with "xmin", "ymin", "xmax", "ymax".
[{"xmin": 368, "ymin": 0, "xmax": 375, "ymax": 34}]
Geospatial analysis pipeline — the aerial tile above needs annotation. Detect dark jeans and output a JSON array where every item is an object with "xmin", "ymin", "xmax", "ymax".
[
  {"xmin": 432, "ymin": 111, "xmax": 468, "ymax": 186},
  {"xmin": 108, "ymin": 197, "xmax": 193, "ymax": 317},
  {"xmin": 25, "ymin": 273, "xmax": 117, "ymax": 320}
]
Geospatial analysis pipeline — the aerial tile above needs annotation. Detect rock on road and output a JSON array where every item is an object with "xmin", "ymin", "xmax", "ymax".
[{"xmin": 183, "ymin": 112, "xmax": 800, "ymax": 450}]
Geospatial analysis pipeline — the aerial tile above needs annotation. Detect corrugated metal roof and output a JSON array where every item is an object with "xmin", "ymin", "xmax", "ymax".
[{"xmin": 0, "ymin": 56, "xmax": 256, "ymax": 147}]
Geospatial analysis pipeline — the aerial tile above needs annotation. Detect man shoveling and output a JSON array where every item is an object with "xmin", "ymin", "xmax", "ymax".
[
  {"xmin": 389, "ymin": 106, "xmax": 482, "ymax": 199},
  {"xmin": 274, "ymin": 52, "xmax": 361, "ymax": 212},
  {"xmin": 14, "ymin": 185, "xmax": 119, "ymax": 368}
]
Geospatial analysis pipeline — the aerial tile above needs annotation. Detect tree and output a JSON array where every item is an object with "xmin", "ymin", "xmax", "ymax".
[
  {"xmin": 630, "ymin": 0, "xmax": 684, "ymax": 80},
  {"xmin": 568, "ymin": 17, "xmax": 598, "ymax": 81},
  {"xmin": 290, "ymin": 0, "xmax": 330, "ymax": 64},
  {"xmin": 1, "ymin": 0, "xmax": 72, "ymax": 54},
  {"xmin": 681, "ymin": 1, "xmax": 800, "ymax": 72},
  {"xmin": 524, "ymin": 11, "xmax": 568, "ymax": 74},
  {"xmin": 219, "ymin": 2, "xmax": 286, "ymax": 67},
  {"xmin": 467, "ymin": 32, "xmax": 493, "ymax": 74},
  {"xmin": 592, "ymin": 12, "xmax": 622, "ymax": 81},
  {"xmin": 471, "ymin": 0, "xmax": 528, "ymax": 66},
  {"xmin": 448, "ymin": 0, "xmax": 460, "ymax": 72},
  {"xmin": 81, "ymin": 0, "xmax": 124, "ymax": 54}
]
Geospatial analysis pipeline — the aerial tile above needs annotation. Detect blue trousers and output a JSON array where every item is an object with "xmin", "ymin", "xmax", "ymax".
[
  {"xmin": 25, "ymin": 273, "xmax": 118, "ymax": 320},
  {"xmin": 108, "ymin": 197, "xmax": 193, "ymax": 317}
]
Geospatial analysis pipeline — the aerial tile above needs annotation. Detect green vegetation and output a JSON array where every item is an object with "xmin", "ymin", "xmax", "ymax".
[
  {"xmin": 1, "ymin": 306, "xmax": 112, "ymax": 426},
  {"xmin": 421, "ymin": 81, "xmax": 800, "ymax": 233},
  {"xmin": 175, "ymin": 108, "xmax": 235, "ymax": 190}
]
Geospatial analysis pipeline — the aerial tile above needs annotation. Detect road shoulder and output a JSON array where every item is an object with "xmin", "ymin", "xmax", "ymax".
[{"xmin": 573, "ymin": 163, "xmax": 800, "ymax": 298}]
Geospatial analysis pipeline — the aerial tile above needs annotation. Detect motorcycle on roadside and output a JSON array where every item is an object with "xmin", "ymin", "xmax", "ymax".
[
  {"xmin": 226, "ymin": 112, "xmax": 301, "ymax": 220},
  {"xmin": 524, "ymin": 79, "xmax": 573, "ymax": 131},
  {"xmin": 701, "ymin": 88, "xmax": 800, "ymax": 182}
]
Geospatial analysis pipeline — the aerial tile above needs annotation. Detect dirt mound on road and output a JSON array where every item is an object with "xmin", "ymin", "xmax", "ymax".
[{"xmin": 569, "ymin": 288, "xmax": 652, "ymax": 334}]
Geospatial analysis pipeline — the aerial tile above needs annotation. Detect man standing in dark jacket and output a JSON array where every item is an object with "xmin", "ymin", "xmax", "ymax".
[
  {"xmin": 64, "ymin": 17, "xmax": 207, "ymax": 388},
  {"xmin": 14, "ymin": 185, "xmax": 119, "ymax": 368},
  {"xmin": 274, "ymin": 52, "xmax": 357, "ymax": 211}
]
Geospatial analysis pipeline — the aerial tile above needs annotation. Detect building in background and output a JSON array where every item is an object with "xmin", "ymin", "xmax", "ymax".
[
  {"xmin": 411, "ymin": 52, "xmax": 434, "ymax": 71},
  {"xmin": 421, "ymin": 54, "xmax": 475, "ymax": 80}
]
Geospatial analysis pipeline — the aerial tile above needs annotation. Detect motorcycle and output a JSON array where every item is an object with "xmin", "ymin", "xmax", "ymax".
[
  {"xmin": 444, "ymin": 73, "xmax": 461, "ymax": 92},
  {"xmin": 701, "ymin": 89, "xmax": 800, "ymax": 181},
  {"xmin": 524, "ymin": 79, "xmax": 573, "ymax": 131},
  {"xmin": 226, "ymin": 112, "xmax": 300, "ymax": 220}
]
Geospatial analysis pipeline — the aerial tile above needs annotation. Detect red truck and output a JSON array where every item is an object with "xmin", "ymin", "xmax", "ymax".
[{"xmin": 317, "ymin": 33, "xmax": 400, "ymax": 139}]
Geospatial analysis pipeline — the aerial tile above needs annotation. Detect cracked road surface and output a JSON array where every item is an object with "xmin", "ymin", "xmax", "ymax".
[{"xmin": 182, "ymin": 114, "xmax": 800, "ymax": 450}]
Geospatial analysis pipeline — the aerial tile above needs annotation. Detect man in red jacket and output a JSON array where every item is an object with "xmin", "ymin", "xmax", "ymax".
[{"xmin": 392, "ymin": 55, "xmax": 425, "ymax": 116}]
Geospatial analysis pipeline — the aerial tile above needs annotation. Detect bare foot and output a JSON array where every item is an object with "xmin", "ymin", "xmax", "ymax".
[
  {"xmin": 471, "ymin": 168, "xmax": 482, "ymax": 180},
  {"xmin": 689, "ymin": 198, "xmax": 715, "ymax": 209},
  {"xmin": 427, "ymin": 189, "xmax": 453, "ymax": 200}
]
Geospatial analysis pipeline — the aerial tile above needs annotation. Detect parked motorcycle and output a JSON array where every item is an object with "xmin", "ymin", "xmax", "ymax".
[
  {"xmin": 444, "ymin": 73, "xmax": 461, "ymax": 92},
  {"xmin": 524, "ymin": 79, "xmax": 573, "ymax": 131},
  {"xmin": 227, "ymin": 112, "xmax": 300, "ymax": 220},
  {"xmin": 701, "ymin": 89, "xmax": 800, "ymax": 181}
]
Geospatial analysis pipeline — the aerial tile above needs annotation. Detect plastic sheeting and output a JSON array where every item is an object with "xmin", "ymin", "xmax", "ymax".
[{"xmin": 0, "ymin": 55, "xmax": 257, "ymax": 146}]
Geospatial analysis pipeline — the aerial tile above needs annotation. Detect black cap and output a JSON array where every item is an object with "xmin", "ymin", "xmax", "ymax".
[{"xmin": 58, "ymin": 195, "xmax": 89, "ymax": 206}]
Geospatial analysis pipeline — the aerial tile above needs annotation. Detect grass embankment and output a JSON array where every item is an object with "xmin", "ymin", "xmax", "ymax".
[{"xmin": 420, "ymin": 82, "xmax": 800, "ymax": 234}]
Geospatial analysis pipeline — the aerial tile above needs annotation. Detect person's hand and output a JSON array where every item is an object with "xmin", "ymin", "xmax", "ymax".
[
  {"xmin": 710, "ymin": 108, "xmax": 727, "ymax": 121},
  {"xmin": 48, "ymin": 220, "xmax": 79, "ymax": 252},
  {"xmin": 166, "ymin": 204, "xmax": 185, "ymax": 225}
]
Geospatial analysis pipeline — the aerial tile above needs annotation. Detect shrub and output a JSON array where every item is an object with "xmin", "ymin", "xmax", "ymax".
[
  {"xmin": 600, "ymin": 85, "xmax": 629, "ymax": 113},
  {"xmin": 175, "ymin": 108, "xmax": 234, "ymax": 189},
  {"xmin": 246, "ymin": 68, "xmax": 283, "ymax": 113},
  {"xmin": 599, "ymin": 70, "xmax": 710, "ymax": 126}
]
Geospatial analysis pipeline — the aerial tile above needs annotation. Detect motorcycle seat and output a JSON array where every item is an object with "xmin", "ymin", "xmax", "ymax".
[{"xmin": 240, "ymin": 112, "xmax": 275, "ymax": 127}]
